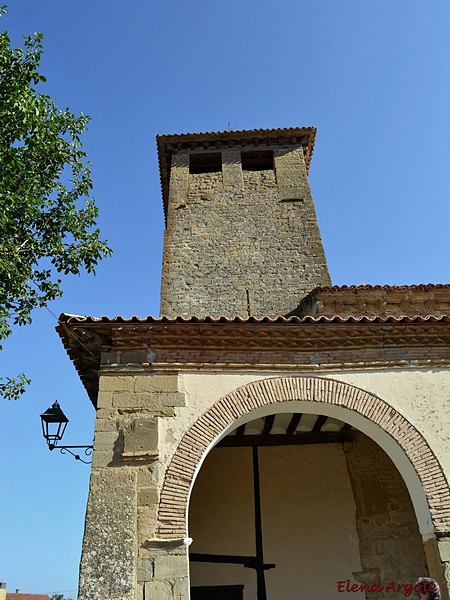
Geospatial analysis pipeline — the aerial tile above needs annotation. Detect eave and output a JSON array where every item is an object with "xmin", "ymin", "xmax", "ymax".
[{"xmin": 57, "ymin": 314, "xmax": 450, "ymax": 408}]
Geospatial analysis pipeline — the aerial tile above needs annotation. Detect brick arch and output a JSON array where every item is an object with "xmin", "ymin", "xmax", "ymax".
[{"xmin": 157, "ymin": 376, "xmax": 450, "ymax": 538}]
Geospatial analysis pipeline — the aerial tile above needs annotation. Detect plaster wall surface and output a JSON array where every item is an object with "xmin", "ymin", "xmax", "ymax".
[
  {"xmin": 189, "ymin": 444, "xmax": 364, "ymax": 600},
  {"xmin": 168, "ymin": 369, "xmax": 450, "ymax": 478}
]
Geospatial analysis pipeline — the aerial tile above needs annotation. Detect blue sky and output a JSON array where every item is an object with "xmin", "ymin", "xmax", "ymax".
[{"xmin": 1, "ymin": 1, "xmax": 449, "ymax": 595}]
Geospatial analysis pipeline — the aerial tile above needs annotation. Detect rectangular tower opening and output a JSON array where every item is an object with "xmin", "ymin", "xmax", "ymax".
[
  {"xmin": 241, "ymin": 150, "xmax": 274, "ymax": 171},
  {"xmin": 190, "ymin": 152, "xmax": 222, "ymax": 174}
]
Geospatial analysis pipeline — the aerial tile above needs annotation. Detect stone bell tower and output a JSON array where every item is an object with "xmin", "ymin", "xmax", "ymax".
[{"xmin": 157, "ymin": 127, "xmax": 331, "ymax": 318}]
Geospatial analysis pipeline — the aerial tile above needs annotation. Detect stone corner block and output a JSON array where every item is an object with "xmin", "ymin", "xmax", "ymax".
[
  {"xmin": 153, "ymin": 553, "xmax": 189, "ymax": 580},
  {"xmin": 158, "ymin": 392, "xmax": 186, "ymax": 407},
  {"xmin": 137, "ymin": 557, "xmax": 154, "ymax": 582},
  {"xmin": 96, "ymin": 390, "xmax": 113, "ymax": 409},
  {"xmin": 438, "ymin": 539, "xmax": 450, "ymax": 562},
  {"xmin": 135, "ymin": 374, "xmax": 179, "ymax": 393},
  {"xmin": 144, "ymin": 580, "xmax": 173, "ymax": 600},
  {"xmin": 91, "ymin": 449, "xmax": 117, "ymax": 468},
  {"xmin": 99, "ymin": 375, "xmax": 134, "ymax": 392}
]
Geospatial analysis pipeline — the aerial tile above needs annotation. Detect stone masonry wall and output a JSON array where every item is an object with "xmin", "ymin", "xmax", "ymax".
[
  {"xmin": 160, "ymin": 147, "xmax": 331, "ymax": 318},
  {"xmin": 345, "ymin": 432, "xmax": 428, "ymax": 599},
  {"xmin": 78, "ymin": 371, "xmax": 190, "ymax": 600}
]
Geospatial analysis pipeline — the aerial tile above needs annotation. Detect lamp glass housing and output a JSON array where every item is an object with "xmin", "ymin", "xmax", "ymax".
[{"xmin": 40, "ymin": 401, "xmax": 69, "ymax": 448}]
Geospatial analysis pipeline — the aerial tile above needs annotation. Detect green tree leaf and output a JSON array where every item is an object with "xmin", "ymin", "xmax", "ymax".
[
  {"xmin": 0, "ymin": 9, "xmax": 112, "ymax": 399},
  {"xmin": 0, "ymin": 372, "xmax": 31, "ymax": 400}
]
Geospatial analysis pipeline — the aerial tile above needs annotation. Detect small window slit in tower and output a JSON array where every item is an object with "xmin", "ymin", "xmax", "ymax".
[
  {"xmin": 241, "ymin": 150, "xmax": 274, "ymax": 171},
  {"xmin": 189, "ymin": 152, "xmax": 222, "ymax": 174}
]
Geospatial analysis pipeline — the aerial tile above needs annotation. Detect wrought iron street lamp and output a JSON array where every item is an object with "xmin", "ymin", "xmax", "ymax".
[{"xmin": 40, "ymin": 401, "xmax": 93, "ymax": 464}]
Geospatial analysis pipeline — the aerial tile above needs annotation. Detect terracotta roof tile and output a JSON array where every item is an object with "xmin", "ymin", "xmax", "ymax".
[
  {"xmin": 156, "ymin": 126, "xmax": 317, "ymax": 139},
  {"xmin": 58, "ymin": 284, "xmax": 450, "ymax": 326},
  {"xmin": 6, "ymin": 594, "xmax": 52, "ymax": 600},
  {"xmin": 312, "ymin": 283, "xmax": 450, "ymax": 292},
  {"xmin": 58, "ymin": 313, "xmax": 450, "ymax": 325}
]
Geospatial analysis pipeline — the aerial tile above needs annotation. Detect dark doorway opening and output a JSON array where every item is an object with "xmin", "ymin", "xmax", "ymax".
[{"xmin": 191, "ymin": 584, "xmax": 244, "ymax": 600}]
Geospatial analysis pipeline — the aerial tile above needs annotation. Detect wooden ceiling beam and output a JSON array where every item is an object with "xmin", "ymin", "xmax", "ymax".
[
  {"xmin": 236, "ymin": 424, "xmax": 247, "ymax": 436},
  {"xmin": 312, "ymin": 415, "xmax": 328, "ymax": 432},
  {"xmin": 262, "ymin": 415, "xmax": 275, "ymax": 435},
  {"xmin": 216, "ymin": 431, "xmax": 352, "ymax": 448},
  {"xmin": 286, "ymin": 413, "xmax": 302, "ymax": 434}
]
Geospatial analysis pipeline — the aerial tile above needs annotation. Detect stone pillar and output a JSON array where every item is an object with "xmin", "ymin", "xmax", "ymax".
[
  {"xmin": 160, "ymin": 151, "xmax": 190, "ymax": 318},
  {"xmin": 166, "ymin": 152, "xmax": 189, "ymax": 215},
  {"xmin": 424, "ymin": 536, "xmax": 450, "ymax": 600},
  {"xmin": 78, "ymin": 366, "xmax": 188, "ymax": 600},
  {"xmin": 78, "ymin": 469, "xmax": 138, "ymax": 600},
  {"xmin": 274, "ymin": 147, "xmax": 331, "ymax": 271},
  {"xmin": 344, "ymin": 432, "xmax": 428, "ymax": 599},
  {"xmin": 137, "ymin": 539, "xmax": 190, "ymax": 600}
]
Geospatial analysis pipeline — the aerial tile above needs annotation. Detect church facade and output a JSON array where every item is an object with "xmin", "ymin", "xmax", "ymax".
[{"xmin": 58, "ymin": 127, "xmax": 450, "ymax": 600}]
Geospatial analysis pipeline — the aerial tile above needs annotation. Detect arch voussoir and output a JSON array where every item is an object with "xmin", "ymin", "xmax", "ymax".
[{"xmin": 157, "ymin": 376, "xmax": 450, "ymax": 538}]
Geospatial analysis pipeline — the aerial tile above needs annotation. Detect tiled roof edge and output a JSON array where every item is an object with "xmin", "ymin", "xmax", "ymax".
[
  {"xmin": 58, "ymin": 313, "xmax": 450, "ymax": 326},
  {"xmin": 156, "ymin": 125, "xmax": 317, "ymax": 140},
  {"xmin": 311, "ymin": 283, "xmax": 450, "ymax": 292}
]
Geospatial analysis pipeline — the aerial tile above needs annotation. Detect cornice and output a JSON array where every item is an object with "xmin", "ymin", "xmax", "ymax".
[
  {"xmin": 296, "ymin": 284, "xmax": 450, "ymax": 319},
  {"xmin": 57, "ymin": 315, "xmax": 450, "ymax": 407}
]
